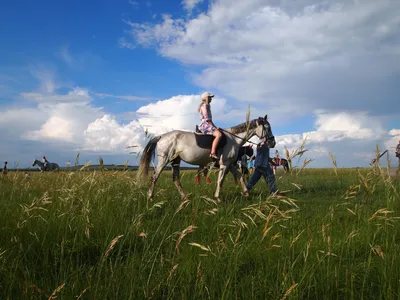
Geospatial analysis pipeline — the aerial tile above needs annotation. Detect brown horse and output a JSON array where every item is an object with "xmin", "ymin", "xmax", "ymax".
[{"xmin": 269, "ymin": 157, "xmax": 290, "ymax": 174}]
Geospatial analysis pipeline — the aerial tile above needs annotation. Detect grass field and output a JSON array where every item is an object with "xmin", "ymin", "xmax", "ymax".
[{"xmin": 0, "ymin": 165, "xmax": 400, "ymax": 299}]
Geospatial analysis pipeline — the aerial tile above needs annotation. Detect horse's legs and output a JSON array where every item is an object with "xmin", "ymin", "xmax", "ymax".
[
  {"xmin": 233, "ymin": 171, "xmax": 238, "ymax": 185},
  {"xmin": 195, "ymin": 165, "xmax": 211, "ymax": 184},
  {"xmin": 228, "ymin": 164, "xmax": 248, "ymax": 196},
  {"xmin": 196, "ymin": 166, "xmax": 202, "ymax": 184},
  {"xmin": 147, "ymin": 156, "xmax": 168, "ymax": 201},
  {"xmin": 204, "ymin": 168, "xmax": 211, "ymax": 184},
  {"xmin": 213, "ymin": 164, "xmax": 229, "ymax": 201},
  {"xmin": 171, "ymin": 157, "xmax": 187, "ymax": 201}
]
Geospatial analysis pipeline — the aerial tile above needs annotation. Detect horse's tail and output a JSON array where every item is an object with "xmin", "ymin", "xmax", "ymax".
[{"xmin": 137, "ymin": 136, "xmax": 161, "ymax": 182}]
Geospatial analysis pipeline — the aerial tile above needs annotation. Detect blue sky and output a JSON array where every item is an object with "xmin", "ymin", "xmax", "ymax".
[{"xmin": 1, "ymin": 0, "xmax": 400, "ymax": 168}]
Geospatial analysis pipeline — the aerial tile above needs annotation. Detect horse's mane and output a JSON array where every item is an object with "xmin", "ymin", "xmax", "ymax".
[{"xmin": 227, "ymin": 119, "xmax": 259, "ymax": 134}]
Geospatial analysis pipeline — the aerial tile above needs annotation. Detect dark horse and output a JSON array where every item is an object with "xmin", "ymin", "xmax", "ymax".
[
  {"xmin": 196, "ymin": 145, "xmax": 255, "ymax": 184},
  {"xmin": 269, "ymin": 157, "xmax": 290, "ymax": 174}
]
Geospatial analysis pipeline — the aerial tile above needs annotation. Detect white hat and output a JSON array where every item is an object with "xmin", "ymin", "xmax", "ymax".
[{"xmin": 201, "ymin": 92, "xmax": 215, "ymax": 100}]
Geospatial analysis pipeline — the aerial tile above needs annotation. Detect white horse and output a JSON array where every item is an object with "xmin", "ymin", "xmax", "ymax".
[
  {"xmin": 32, "ymin": 159, "xmax": 60, "ymax": 172},
  {"xmin": 137, "ymin": 115, "xmax": 275, "ymax": 201}
]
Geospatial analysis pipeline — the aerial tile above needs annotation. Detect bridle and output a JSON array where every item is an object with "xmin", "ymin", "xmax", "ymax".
[{"xmin": 219, "ymin": 118, "xmax": 275, "ymax": 147}]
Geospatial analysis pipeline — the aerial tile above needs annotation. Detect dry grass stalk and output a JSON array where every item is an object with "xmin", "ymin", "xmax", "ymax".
[
  {"xmin": 176, "ymin": 225, "xmax": 197, "ymax": 253},
  {"xmin": 98, "ymin": 156, "xmax": 104, "ymax": 172},
  {"xmin": 290, "ymin": 230, "xmax": 305, "ymax": 248},
  {"xmin": 138, "ymin": 232, "xmax": 147, "ymax": 239},
  {"xmin": 329, "ymin": 152, "xmax": 338, "ymax": 176},
  {"xmin": 370, "ymin": 244, "xmax": 384, "ymax": 259},
  {"xmin": 189, "ymin": 242, "xmax": 212, "ymax": 252},
  {"xmin": 262, "ymin": 208, "xmax": 276, "ymax": 241},
  {"xmin": 346, "ymin": 230, "xmax": 359, "ymax": 242},
  {"xmin": 304, "ymin": 239, "xmax": 312, "ymax": 263},
  {"xmin": 76, "ymin": 287, "xmax": 90, "ymax": 300},
  {"xmin": 204, "ymin": 208, "xmax": 219, "ymax": 216},
  {"xmin": 167, "ymin": 264, "xmax": 179, "ymax": 282},
  {"xmin": 176, "ymin": 199, "xmax": 190, "ymax": 214},
  {"xmin": 368, "ymin": 208, "xmax": 396, "ymax": 222},
  {"xmin": 281, "ymin": 283, "xmax": 298, "ymax": 300},
  {"xmin": 47, "ymin": 283, "xmax": 65, "ymax": 300},
  {"xmin": 30, "ymin": 284, "xmax": 48, "ymax": 298},
  {"xmin": 103, "ymin": 235, "xmax": 124, "ymax": 260},
  {"xmin": 74, "ymin": 152, "xmax": 80, "ymax": 167},
  {"xmin": 284, "ymin": 137, "xmax": 312, "ymax": 173}
]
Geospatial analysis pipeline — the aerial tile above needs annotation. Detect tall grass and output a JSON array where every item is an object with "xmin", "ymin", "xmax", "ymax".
[{"xmin": 0, "ymin": 160, "xmax": 399, "ymax": 299}]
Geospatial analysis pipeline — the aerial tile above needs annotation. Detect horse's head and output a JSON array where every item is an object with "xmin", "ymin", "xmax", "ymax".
[
  {"xmin": 32, "ymin": 159, "xmax": 38, "ymax": 166},
  {"xmin": 255, "ymin": 115, "xmax": 275, "ymax": 148}
]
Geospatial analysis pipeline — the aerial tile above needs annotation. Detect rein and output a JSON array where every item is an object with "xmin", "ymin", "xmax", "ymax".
[
  {"xmin": 219, "ymin": 128, "xmax": 258, "ymax": 145},
  {"xmin": 219, "ymin": 126, "xmax": 273, "ymax": 147}
]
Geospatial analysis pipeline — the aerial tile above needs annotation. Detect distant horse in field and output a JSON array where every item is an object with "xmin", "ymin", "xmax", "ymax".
[
  {"xmin": 196, "ymin": 145, "xmax": 255, "ymax": 185},
  {"xmin": 32, "ymin": 159, "xmax": 60, "ymax": 172},
  {"xmin": 269, "ymin": 157, "xmax": 290, "ymax": 174},
  {"xmin": 137, "ymin": 115, "xmax": 275, "ymax": 201}
]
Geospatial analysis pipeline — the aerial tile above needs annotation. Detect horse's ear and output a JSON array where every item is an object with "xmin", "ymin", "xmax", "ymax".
[{"xmin": 264, "ymin": 114, "xmax": 268, "ymax": 121}]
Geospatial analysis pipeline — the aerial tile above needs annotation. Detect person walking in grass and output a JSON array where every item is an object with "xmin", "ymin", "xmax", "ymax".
[
  {"xmin": 396, "ymin": 140, "xmax": 400, "ymax": 167},
  {"xmin": 2, "ymin": 161, "xmax": 7, "ymax": 175},
  {"xmin": 245, "ymin": 139, "xmax": 285, "ymax": 197}
]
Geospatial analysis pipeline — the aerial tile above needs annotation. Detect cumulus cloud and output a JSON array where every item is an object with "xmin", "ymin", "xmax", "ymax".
[
  {"xmin": 23, "ymin": 88, "xmax": 103, "ymax": 144},
  {"xmin": 385, "ymin": 129, "xmax": 400, "ymax": 152},
  {"xmin": 271, "ymin": 111, "xmax": 394, "ymax": 166},
  {"xmin": 82, "ymin": 115, "xmax": 146, "ymax": 153},
  {"xmin": 276, "ymin": 111, "xmax": 385, "ymax": 147},
  {"xmin": 182, "ymin": 0, "xmax": 203, "ymax": 13},
  {"xmin": 136, "ymin": 94, "xmax": 229, "ymax": 135},
  {"xmin": 123, "ymin": 0, "xmax": 400, "ymax": 116}
]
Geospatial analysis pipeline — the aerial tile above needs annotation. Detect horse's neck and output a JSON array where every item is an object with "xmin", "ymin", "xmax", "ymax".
[{"xmin": 228, "ymin": 128, "xmax": 257, "ymax": 146}]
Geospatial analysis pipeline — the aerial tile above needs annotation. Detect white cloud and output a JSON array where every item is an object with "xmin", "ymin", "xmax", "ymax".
[
  {"xmin": 82, "ymin": 115, "xmax": 146, "ymax": 153},
  {"xmin": 22, "ymin": 87, "xmax": 91, "ymax": 104},
  {"xmin": 182, "ymin": 0, "xmax": 203, "ymax": 13},
  {"xmin": 136, "ymin": 94, "xmax": 228, "ymax": 135},
  {"xmin": 93, "ymin": 92, "xmax": 151, "ymax": 101},
  {"xmin": 22, "ymin": 88, "xmax": 103, "ymax": 144},
  {"xmin": 58, "ymin": 45, "xmax": 104, "ymax": 71},
  {"xmin": 123, "ymin": 0, "xmax": 400, "ymax": 116},
  {"xmin": 276, "ymin": 111, "xmax": 386, "ymax": 147},
  {"xmin": 272, "ymin": 111, "xmax": 395, "ymax": 166},
  {"xmin": 385, "ymin": 129, "xmax": 400, "ymax": 152}
]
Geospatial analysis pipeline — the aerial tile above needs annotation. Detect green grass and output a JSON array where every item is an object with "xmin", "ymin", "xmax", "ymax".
[{"xmin": 0, "ymin": 166, "xmax": 400, "ymax": 299}]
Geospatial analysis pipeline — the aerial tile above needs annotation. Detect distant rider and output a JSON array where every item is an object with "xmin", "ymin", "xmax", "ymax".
[{"xmin": 42, "ymin": 156, "xmax": 49, "ymax": 170}]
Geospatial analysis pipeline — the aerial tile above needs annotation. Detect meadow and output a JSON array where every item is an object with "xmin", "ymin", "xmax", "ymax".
[{"xmin": 0, "ymin": 163, "xmax": 400, "ymax": 299}]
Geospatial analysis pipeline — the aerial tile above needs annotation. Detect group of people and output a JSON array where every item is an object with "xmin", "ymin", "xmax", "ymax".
[
  {"xmin": 1, "ymin": 156, "xmax": 49, "ymax": 175},
  {"xmin": 197, "ymin": 92, "xmax": 284, "ymax": 196}
]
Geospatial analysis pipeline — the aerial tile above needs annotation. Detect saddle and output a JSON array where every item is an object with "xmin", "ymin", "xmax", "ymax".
[{"xmin": 194, "ymin": 125, "xmax": 227, "ymax": 150}]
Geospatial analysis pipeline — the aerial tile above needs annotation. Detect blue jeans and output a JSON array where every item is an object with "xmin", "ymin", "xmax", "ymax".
[{"xmin": 246, "ymin": 165, "xmax": 277, "ymax": 194}]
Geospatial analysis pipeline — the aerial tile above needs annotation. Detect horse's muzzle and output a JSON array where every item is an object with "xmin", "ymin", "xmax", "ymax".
[{"xmin": 267, "ymin": 137, "xmax": 276, "ymax": 148}]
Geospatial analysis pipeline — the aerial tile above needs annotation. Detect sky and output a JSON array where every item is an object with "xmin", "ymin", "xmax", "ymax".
[{"xmin": 1, "ymin": 0, "xmax": 400, "ymax": 168}]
